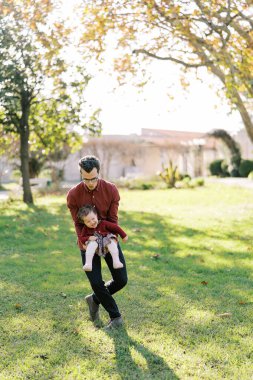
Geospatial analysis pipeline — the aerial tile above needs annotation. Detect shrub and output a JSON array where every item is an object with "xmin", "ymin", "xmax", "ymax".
[
  {"xmin": 113, "ymin": 177, "xmax": 165, "ymax": 190},
  {"xmin": 128, "ymin": 180, "xmax": 155, "ymax": 190},
  {"xmin": 191, "ymin": 177, "xmax": 205, "ymax": 187},
  {"xmin": 209, "ymin": 159, "xmax": 223, "ymax": 176},
  {"xmin": 178, "ymin": 173, "xmax": 191, "ymax": 181},
  {"xmin": 230, "ymin": 168, "xmax": 240, "ymax": 177},
  {"xmin": 248, "ymin": 171, "xmax": 253, "ymax": 180},
  {"xmin": 209, "ymin": 159, "xmax": 230, "ymax": 177},
  {"xmin": 221, "ymin": 160, "xmax": 229, "ymax": 176},
  {"xmin": 175, "ymin": 177, "xmax": 191, "ymax": 189},
  {"xmin": 175, "ymin": 177, "xmax": 204, "ymax": 189},
  {"xmin": 158, "ymin": 160, "xmax": 180, "ymax": 188},
  {"xmin": 239, "ymin": 160, "xmax": 253, "ymax": 177}
]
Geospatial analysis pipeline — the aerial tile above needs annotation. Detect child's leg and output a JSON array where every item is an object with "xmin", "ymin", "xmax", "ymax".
[
  {"xmin": 83, "ymin": 241, "xmax": 98, "ymax": 271},
  {"xmin": 107, "ymin": 240, "xmax": 124, "ymax": 269}
]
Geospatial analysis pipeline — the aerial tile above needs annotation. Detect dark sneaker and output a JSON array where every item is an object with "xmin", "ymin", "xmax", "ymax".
[
  {"xmin": 85, "ymin": 294, "xmax": 99, "ymax": 321},
  {"xmin": 104, "ymin": 316, "xmax": 123, "ymax": 330}
]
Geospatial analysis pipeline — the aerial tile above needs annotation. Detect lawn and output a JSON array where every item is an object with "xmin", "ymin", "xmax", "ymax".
[{"xmin": 0, "ymin": 184, "xmax": 252, "ymax": 380}]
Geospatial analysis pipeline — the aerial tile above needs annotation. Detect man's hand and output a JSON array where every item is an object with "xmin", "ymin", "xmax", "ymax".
[
  {"xmin": 88, "ymin": 236, "xmax": 97, "ymax": 241},
  {"xmin": 122, "ymin": 236, "xmax": 128, "ymax": 243}
]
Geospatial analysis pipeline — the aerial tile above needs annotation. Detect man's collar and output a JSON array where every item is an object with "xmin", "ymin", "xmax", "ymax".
[{"xmin": 82, "ymin": 179, "xmax": 101, "ymax": 193}]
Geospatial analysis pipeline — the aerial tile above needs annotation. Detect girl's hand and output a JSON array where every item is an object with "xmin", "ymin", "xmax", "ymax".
[
  {"xmin": 122, "ymin": 236, "xmax": 128, "ymax": 243},
  {"xmin": 88, "ymin": 236, "xmax": 97, "ymax": 241}
]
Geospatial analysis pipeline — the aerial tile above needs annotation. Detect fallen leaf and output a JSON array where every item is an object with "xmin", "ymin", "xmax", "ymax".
[
  {"xmin": 201, "ymin": 281, "xmax": 208, "ymax": 285},
  {"xmin": 34, "ymin": 354, "xmax": 48, "ymax": 360},
  {"xmin": 60, "ymin": 292, "xmax": 67, "ymax": 298},
  {"xmin": 14, "ymin": 303, "xmax": 22, "ymax": 309},
  {"xmin": 151, "ymin": 254, "xmax": 160, "ymax": 259},
  {"xmin": 217, "ymin": 312, "xmax": 232, "ymax": 318},
  {"xmin": 239, "ymin": 301, "xmax": 247, "ymax": 305}
]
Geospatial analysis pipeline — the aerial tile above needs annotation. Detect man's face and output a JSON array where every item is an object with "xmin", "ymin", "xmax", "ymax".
[{"xmin": 80, "ymin": 168, "xmax": 99, "ymax": 191}]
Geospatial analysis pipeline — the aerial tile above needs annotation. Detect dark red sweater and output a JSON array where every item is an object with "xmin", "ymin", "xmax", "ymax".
[
  {"xmin": 80, "ymin": 220, "xmax": 127, "ymax": 245},
  {"xmin": 67, "ymin": 179, "xmax": 120, "ymax": 249}
]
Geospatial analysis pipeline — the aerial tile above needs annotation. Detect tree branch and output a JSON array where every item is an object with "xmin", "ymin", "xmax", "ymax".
[{"xmin": 132, "ymin": 48, "xmax": 212, "ymax": 67}]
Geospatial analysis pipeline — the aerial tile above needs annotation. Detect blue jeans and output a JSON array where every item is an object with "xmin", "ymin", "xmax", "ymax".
[{"xmin": 81, "ymin": 243, "xmax": 128, "ymax": 319}]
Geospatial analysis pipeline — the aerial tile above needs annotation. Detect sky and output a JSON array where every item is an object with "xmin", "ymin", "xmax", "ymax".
[
  {"xmin": 60, "ymin": 0, "xmax": 243, "ymax": 137},
  {"xmin": 86, "ymin": 60, "xmax": 242, "ymax": 136}
]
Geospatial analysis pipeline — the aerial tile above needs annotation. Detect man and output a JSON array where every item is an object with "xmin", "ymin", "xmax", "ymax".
[{"xmin": 67, "ymin": 155, "xmax": 128, "ymax": 329}]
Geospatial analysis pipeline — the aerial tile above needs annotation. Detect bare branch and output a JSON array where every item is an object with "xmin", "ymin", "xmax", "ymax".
[{"xmin": 133, "ymin": 48, "xmax": 213, "ymax": 68}]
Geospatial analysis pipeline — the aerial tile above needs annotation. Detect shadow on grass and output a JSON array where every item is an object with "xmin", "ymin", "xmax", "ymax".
[
  {"xmin": 105, "ymin": 325, "xmax": 179, "ymax": 380},
  {"xmin": 1, "ymin": 201, "xmax": 253, "ymax": 313}
]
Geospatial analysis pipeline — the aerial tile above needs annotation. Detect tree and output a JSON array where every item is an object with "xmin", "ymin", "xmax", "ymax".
[
  {"xmin": 0, "ymin": 0, "xmax": 101, "ymax": 204},
  {"xmin": 81, "ymin": 0, "xmax": 253, "ymax": 142}
]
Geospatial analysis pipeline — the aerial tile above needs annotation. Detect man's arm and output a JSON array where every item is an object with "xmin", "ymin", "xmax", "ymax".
[
  {"xmin": 107, "ymin": 185, "xmax": 120, "ymax": 223},
  {"xmin": 66, "ymin": 192, "xmax": 83, "ymax": 239}
]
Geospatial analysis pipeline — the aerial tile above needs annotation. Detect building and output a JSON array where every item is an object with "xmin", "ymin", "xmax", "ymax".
[
  {"xmin": 3, "ymin": 127, "xmax": 253, "ymax": 183},
  {"xmin": 64, "ymin": 128, "xmax": 224, "ymax": 181}
]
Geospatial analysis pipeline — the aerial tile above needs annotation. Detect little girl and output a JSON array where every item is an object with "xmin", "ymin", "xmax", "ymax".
[{"xmin": 77, "ymin": 204, "xmax": 128, "ymax": 271}]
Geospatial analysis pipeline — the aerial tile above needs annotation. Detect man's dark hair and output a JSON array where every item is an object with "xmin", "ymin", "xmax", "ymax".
[
  {"xmin": 78, "ymin": 155, "xmax": 100, "ymax": 173},
  {"xmin": 77, "ymin": 204, "xmax": 98, "ymax": 223}
]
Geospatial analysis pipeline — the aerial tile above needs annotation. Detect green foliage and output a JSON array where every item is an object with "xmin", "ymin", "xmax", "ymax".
[
  {"xmin": 176, "ymin": 176, "xmax": 205, "ymax": 189},
  {"xmin": 0, "ymin": 128, "xmax": 19, "ymax": 160},
  {"xmin": 190, "ymin": 177, "xmax": 205, "ymax": 187},
  {"xmin": 130, "ymin": 181, "xmax": 154, "ymax": 190},
  {"xmin": 0, "ymin": 1, "xmax": 101, "ymax": 203},
  {"xmin": 230, "ymin": 168, "xmax": 240, "ymax": 177},
  {"xmin": 158, "ymin": 160, "xmax": 180, "ymax": 188},
  {"xmin": 220, "ymin": 160, "xmax": 229, "ymax": 176},
  {"xmin": 114, "ymin": 177, "xmax": 165, "ymax": 190},
  {"xmin": 10, "ymin": 169, "xmax": 21, "ymax": 181},
  {"xmin": 239, "ymin": 159, "xmax": 253, "ymax": 178},
  {"xmin": 209, "ymin": 129, "xmax": 242, "ymax": 175},
  {"xmin": 209, "ymin": 159, "xmax": 225, "ymax": 176},
  {"xmin": 28, "ymin": 156, "xmax": 44, "ymax": 178},
  {"xmin": 178, "ymin": 173, "xmax": 191, "ymax": 181},
  {"xmin": 209, "ymin": 159, "xmax": 233, "ymax": 177}
]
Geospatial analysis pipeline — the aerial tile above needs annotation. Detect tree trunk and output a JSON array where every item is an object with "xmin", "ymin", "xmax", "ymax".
[
  {"xmin": 209, "ymin": 63, "xmax": 253, "ymax": 143},
  {"xmin": 233, "ymin": 93, "xmax": 253, "ymax": 143},
  {"xmin": 20, "ymin": 100, "xmax": 33, "ymax": 204}
]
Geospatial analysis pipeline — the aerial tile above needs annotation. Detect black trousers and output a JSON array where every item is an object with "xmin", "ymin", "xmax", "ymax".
[{"xmin": 81, "ymin": 243, "xmax": 128, "ymax": 319}]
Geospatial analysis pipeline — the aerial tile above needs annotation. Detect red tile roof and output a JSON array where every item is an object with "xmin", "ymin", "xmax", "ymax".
[{"xmin": 141, "ymin": 128, "xmax": 216, "ymax": 149}]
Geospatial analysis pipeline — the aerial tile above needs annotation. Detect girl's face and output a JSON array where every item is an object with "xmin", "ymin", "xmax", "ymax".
[{"xmin": 83, "ymin": 211, "xmax": 98, "ymax": 229}]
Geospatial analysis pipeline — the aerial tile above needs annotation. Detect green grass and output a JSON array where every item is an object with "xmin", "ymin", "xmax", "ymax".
[{"xmin": 0, "ymin": 184, "xmax": 253, "ymax": 379}]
